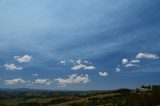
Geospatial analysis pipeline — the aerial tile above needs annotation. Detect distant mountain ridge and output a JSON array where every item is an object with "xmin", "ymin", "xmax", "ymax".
[
  {"xmin": 0, "ymin": 88, "xmax": 53, "ymax": 92},
  {"xmin": 0, "ymin": 88, "xmax": 111, "ymax": 92}
]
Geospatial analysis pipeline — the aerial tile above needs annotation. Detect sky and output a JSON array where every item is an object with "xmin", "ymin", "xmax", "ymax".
[{"xmin": 0, "ymin": 0, "xmax": 160, "ymax": 90}]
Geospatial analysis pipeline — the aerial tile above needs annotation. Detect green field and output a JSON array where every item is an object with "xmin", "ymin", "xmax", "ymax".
[{"xmin": 0, "ymin": 87, "xmax": 160, "ymax": 106}]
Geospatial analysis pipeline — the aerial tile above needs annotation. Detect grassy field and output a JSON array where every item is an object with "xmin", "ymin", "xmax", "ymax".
[{"xmin": 0, "ymin": 88, "xmax": 160, "ymax": 106}]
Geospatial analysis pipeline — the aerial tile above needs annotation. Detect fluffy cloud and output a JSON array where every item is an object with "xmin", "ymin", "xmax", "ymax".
[
  {"xmin": 71, "ymin": 64, "xmax": 85, "ymax": 70},
  {"xmin": 131, "ymin": 60, "xmax": 140, "ymax": 63},
  {"xmin": 4, "ymin": 78, "xmax": 53, "ymax": 86},
  {"xmin": 4, "ymin": 64, "xmax": 22, "ymax": 71},
  {"xmin": 71, "ymin": 60, "xmax": 95, "ymax": 70},
  {"xmin": 99, "ymin": 72, "xmax": 108, "ymax": 77},
  {"xmin": 136, "ymin": 53, "xmax": 159, "ymax": 59},
  {"xmin": 115, "ymin": 68, "xmax": 121, "ymax": 72},
  {"xmin": 117, "ymin": 52, "xmax": 159, "ymax": 71},
  {"xmin": 34, "ymin": 79, "xmax": 53, "ymax": 85},
  {"xmin": 71, "ymin": 64, "xmax": 95, "ymax": 70},
  {"xmin": 4, "ymin": 78, "xmax": 27, "ymax": 85},
  {"xmin": 60, "ymin": 60, "xmax": 66, "ymax": 65},
  {"xmin": 55, "ymin": 74, "xmax": 89, "ymax": 87},
  {"xmin": 125, "ymin": 63, "xmax": 139, "ymax": 67},
  {"xmin": 76, "ymin": 60, "xmax": 81, "ymax": 64},
  {"xmin": 75, "ymin": 60, "xmax": 91, "ymax": 64},
  {"xmin": 122, "ymin": 59, "xmax": 128, "ymax": 64},
  {"xmin": 84, "ymin": 66, "xmax": 95, "ymax": 70},
  {"xmin": 121, "ymin": 58, "xmax": 140, "ymax": 68},
  {"xmin": 83, "ymin": 60, "xmax": 89, "ymax": 64},
  {"xmin": 14, "ymin": 55, "xmax": 32, "ymax": 63}
]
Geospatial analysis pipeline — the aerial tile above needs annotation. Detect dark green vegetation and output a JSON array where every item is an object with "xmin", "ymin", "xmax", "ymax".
[{"xmin": 0, "ymin": 86, "xmax": 160, "ymax": 106}]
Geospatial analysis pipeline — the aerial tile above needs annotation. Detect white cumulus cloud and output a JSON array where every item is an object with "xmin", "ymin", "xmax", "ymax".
[
  {"xmin": 83, "ymin": 60, "xmax": 89, "ymax": 64},
  {"xmin": 76, "ymin": 60, "xmax": 82, "ymax": 64},
  {"xmin": 4, "ymin": 64, "xmax": 22, "ymax": 71},
  {"xmin": 115, "ymin": 68, "xmax": 121, "ymax": 72},
  {"xmin": 136, "ymin": 53, "xmax": 159, "ymax": 59},
  {"xmin": 71, "ymin": 60, "xmax": 95, "ymax": 70},
  {"xmin": 121, "ymin": 58, "xmax": 140, "ymax": 68},
  {"xmin": 71, "ymin": 64, "xmax": 85, "ymax": 70},
  {"xmin": 71, "ymin": 64, "xmax": 95, "ymax": 70},
  {"xmin": 4, "ymin": 78, "xmax": 27, "ymax": 85},
  {"xmin": 84, "ymin": 66, "xmax": 95, "ymax": 70},
  {"xmin": 125, "ymin": 63, "xmax": 139, "ymax": 67},
  {"xmin": 99, "ymin": 72, "xmax": 108, "ymax": 77},
  {"xmin": 34, "ymin": 79, "xmax": 53, "ymax": 85},
  {"xmin": 122, "ymin": 59, "xmax": 128, "ymax": 64},
  {"xmin": 131, "ymin": 60, "xmax": 140, "ymax": 63},
  {"xmin": 14, "ymin": 55, "xmax": 32, "ymax": 63},
  {"xmin": 55, "ymin": 74, "xmax": 89, "ymax": 87},
  {"xmin": 60, "ymin": 60, "xmax": 66, "ymax": 65}
]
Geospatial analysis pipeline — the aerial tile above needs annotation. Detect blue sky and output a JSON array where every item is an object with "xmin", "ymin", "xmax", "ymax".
[{"xmin": 0, "ymin": 0, "xmax": 160, "ymax": 90}]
